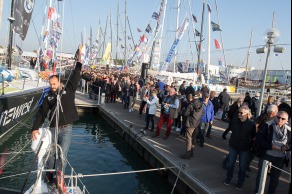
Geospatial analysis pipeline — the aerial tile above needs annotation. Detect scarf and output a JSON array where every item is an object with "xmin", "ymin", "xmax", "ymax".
[{"xmin": 273, "ymin": 122, "xmax": 288, "ymax": 142}]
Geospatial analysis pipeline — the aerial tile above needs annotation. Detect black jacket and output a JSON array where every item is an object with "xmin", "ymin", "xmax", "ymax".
[
  {"xmin": 229, "ymin": 118, "xmax": 256, "ymax": 150},
  {"xmin": 210, "ymin": 97, "xmax": 219, "ymax": 114},
  {"xmin": 183, "ymin": 99, "xmax": 204, "ymax": 128},
  {"xmin": 32, "ymin": 62, "xmax": 82, "ymax": 130}
]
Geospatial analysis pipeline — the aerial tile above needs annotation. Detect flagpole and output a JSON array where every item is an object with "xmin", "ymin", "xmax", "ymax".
[
  {"xmin": 244, "ymin": 30, "xmax": 253, "ymax": 82},
  {"xmin": 206, "ymin": 4, "xmax": 211, "ymax": 85}
]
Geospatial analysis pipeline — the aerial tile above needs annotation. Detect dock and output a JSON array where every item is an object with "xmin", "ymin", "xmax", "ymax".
[{"xmin": 75, "ymin": 93, "xmax": 290, "ymax": 194}]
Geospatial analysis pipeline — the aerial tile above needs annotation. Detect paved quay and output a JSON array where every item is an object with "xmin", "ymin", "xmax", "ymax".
[{"xmin": 75, "ymin": 93, "xmax": 290, "ymax": 194}]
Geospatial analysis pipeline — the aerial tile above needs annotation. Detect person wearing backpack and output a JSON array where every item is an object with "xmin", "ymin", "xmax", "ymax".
[{"xmin": 180, "ymin": 92, "xmax": 204, "ymax": 159}]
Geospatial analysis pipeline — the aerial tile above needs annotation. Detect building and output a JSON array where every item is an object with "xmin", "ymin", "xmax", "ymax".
[{"xmin": 239, "ymin": 70, "xmax": 291, "ymax": 85}]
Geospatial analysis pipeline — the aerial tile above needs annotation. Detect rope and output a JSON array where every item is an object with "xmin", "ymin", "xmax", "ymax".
[
  {"xmin": 1, "ymin": 148, "xmax": 51, "ymax": 155},
  {"xmin": 170, "ymin": 163, "xmax": 189, "ymax": 194},
  {"xmin": 270, "ymin": 164, "xmax": 291, "ymax": 176},
  {"xmin": 64, "ymin": 166, "xmax": 177, "ymax": 178},
  {"xmin": 0, "ymin": 170, "xmax": 38, "ymax": 180}
]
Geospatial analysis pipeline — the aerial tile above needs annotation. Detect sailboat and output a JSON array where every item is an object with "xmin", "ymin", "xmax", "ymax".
[{"xmin": 0, "ymin": 0, "xmax": 50, "ymax": 139}]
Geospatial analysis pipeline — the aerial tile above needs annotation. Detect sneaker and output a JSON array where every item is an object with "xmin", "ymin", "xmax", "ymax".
[
  {"xmin": 224, "ymin": 179, "xmax": 231, "ymax": 186},
  {"xmin": 175, "ymin": 128, "xmax": 181, "ymax": 132},
  {"xmin": 236, "ymin": 183, "xmax": 243, "ymax": 190},
  {"xmin": 129, "ymin": 109, "xmax": 132, "ymax": 112}
]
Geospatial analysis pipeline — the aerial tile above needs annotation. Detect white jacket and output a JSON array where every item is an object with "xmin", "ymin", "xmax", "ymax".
[{"xmin": 147, "ymin": 96, "xmax": 158, "ymax": 115}]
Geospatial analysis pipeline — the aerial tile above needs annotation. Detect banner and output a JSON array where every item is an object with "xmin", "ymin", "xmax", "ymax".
[
  {"xmin": 13, "ymin": 0, "xmax": 35, "ymax": 40},
  {"xmin": 101, "ymin": 43, "xmax": 112, "ymax": 65},
  {"xmin": 159, "ymin": 14, "xmax": 189, "ymax": 72}
]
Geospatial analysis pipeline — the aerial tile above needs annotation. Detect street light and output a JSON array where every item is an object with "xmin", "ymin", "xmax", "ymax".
[{"xmin": 256, "ymin": 28, "xmax": 285, "ymax": 116}]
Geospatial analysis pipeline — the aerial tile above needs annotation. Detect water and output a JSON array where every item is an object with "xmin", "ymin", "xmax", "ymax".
[{"xmin": 0, "ymin": 113, "xmax": 173, "ymax": 194}]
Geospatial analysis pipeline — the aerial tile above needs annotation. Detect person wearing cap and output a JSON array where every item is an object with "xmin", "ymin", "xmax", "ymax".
[
  {"xmin": 196, "ymin": 92, "xmax": 214, "ymax": 147},
  {"xmin": 278, "ymin": 97, "xmax": 291, "ymax": 119},
  {"xmin": 181, "ymin": 91, "xmax": 204, "ymax": 159}
]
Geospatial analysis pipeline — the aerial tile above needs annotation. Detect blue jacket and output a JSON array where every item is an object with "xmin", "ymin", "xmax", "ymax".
[{"xmin": 200, "ymin": 100, "xmax": 214, "ymax": 123}]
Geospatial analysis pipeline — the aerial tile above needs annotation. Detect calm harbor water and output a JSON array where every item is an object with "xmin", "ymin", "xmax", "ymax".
[{"xmin": 0, "ymin": 113, "xmax": 173, "ymax": 194}]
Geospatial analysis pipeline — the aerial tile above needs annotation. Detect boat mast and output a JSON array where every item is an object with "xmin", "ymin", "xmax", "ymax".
[
  {"xmin": 158, "ymin": 0, "xmax": 168, "ymax": 68},
  {"xmin": 110, "ymin": 11, "xmax": 113, "ymax": 63},
  {"xmin": 7, "ymin": 0, "xmax": 15, "ymax": 70},
  {"xmin": 116, "ymin": 0, "xmax": 119, "ymax": 61},
  {"xmin": 149, "ymin": 0, "xmax": 165, "ymax": 69},
  {"xmin": 197, "ymin": 0, "xmax": 206, "ymax": 77},
  {"xmin": 124, "ymin": 0, "xmax": 127, "ymax": 69},
  {"xmin": 206, "ymin": 3, "xmax": 211, "ymax": 85},
  {"xmin": 244, "ymin": 30, "xmax": 253, "ymax": 82},
  {"xmin": 102, "ymin": 15, "xmax": 109, "ymax": 58},
  {"xmin": 45, "ymin": 0, "xmax": 53, "ymax": 52},
  {"xmin": 173, "ymin": 0, "xmax": 181, "ymax": 73}
]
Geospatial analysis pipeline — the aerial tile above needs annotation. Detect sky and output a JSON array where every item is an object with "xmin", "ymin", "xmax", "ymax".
[{"xmin": 0, "ymin": 0, "xmax": 291, "ymax": 70}]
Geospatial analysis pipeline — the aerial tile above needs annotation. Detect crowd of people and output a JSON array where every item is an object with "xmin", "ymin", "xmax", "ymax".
[{"xmin": 79, "ymin": 69, "xmax": 291, "ymax": 193}]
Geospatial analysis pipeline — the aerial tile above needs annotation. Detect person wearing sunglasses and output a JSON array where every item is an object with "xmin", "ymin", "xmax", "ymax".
[
  {"xmin": 224, "ymin": 106, "xmax": 256, "ymax": 190},
  {"xmin": 254, "ymin": 111, "xmax": 291, "ymax": 194}
]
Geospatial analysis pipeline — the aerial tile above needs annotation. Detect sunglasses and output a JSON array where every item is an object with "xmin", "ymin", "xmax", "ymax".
[
  {"xmin": 276, "ymin": 116, "xmax": 287, "ymax": 121},
  {"xmin": 238, "ymin": 112, "xmax": 245, "ymax": 115}
]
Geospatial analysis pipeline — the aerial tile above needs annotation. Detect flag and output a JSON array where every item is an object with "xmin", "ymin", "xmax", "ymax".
[
  {"xmin": 121, "ymin": 45, "xmax": 125, "ymax": 49},
  {"xmin": 140, "ymin": 35, "xmax": 148, "ymax": 43},
  {"xmin": 16, "ymin": 44, "xmax": 23, "ymax": 55},
  {"xmin": 48, "ymin": 7, "xmax": 55, "ymax": 19},
  {"xmin": 211, "ymin": 21, "xmax": 222, "ymax": 31},
  {"xmin": 214, "ymin": 39, "xmax": 222, "ymax": 49},
  {"xmin": 152, "ymin": 12, "xmax": 159, "ymax": 20},
  {"xmin": 127, "ymin": 36, "xmax": 131, "ymax": 40},
  {"xmin": 145, "ymin": 24, "xmax": 152, "ymax": 33},
  {"xmin": 197, "ymin": 43, "xmax": 201, "ymax": 51},
  {"xmin": 119, "ymin": 37, "xmax": 122, "ymax": 41},
  {"xmin": 192, "ymin": 14, "xmax": 198, "ymax": 22},
  {"xmin": 207, "ymin": 4, "xmax": 212, "ymax": 13},
  {"xmin": 137, "ymin": 28, "xmax": 142, "ymax": 33},
  {"xmin": 195, "ymin": 29, "xmax": 201, "ymax": 36},
  {"xmin": 274, "ymin": 53, "xmax": 278, "ymax": 56},
  {"xmin": 218, "ymin": 58, "xmax": 226, "ymax": 68},
  {"xmin": 273, "ymin": 76, "xmax": 277, "ymax": 82},
  {"xmin": 12, "ymin": 0, "xmax": 35, "ymax": 40}
]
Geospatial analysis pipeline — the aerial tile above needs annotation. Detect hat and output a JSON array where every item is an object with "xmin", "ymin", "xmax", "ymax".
[
  {"xmin": 204, "ymin": 93, "xmax": 210, "ymax": 97},
  {"xmin": 255, "ymin": 92, "xmax": 260, "ymax": 97},
  {"xmin": 281, "ymin": 98, "xmax": 287, "ymax": 103},
  {"xmin": 193, "ymin": 91, "xmax": 200, "ymax": 99}
]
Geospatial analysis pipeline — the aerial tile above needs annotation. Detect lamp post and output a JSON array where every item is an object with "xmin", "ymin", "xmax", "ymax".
[{"xmin": 256, "ymin": 27, "xmax": 285, "ymax": 116}]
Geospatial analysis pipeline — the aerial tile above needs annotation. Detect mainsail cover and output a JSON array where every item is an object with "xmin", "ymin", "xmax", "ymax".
[{"xmin": 13, "ymin": 0, "xmax": 35, "ymax": 40}]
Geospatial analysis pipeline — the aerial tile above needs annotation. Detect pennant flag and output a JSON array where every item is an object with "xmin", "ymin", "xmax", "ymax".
[
  {"xmin": 119, "ymin": 37, "xmax": 122, "ymax": 41},
  {"xmin": 211, "ymin": 21, "xmax": 222, "ymax": 31},
  {"xmin": 48, "ymin": 7, "xmax": 55, "ymax": 19},
  {"xmin": 16, "ymin": 44, "xmax": 23, "ymax": 55},
  {"xmin": 273, "ymin": 76, "xmax": 277, "ymax": 82},
  {"xmin": 207, "ymin": 4, "xmax": 212, "ymax": 13},
  {"xmin": 274, "ymin": 53, "xmax": 278, "ymax": 56},
  {"xmin": 12, "ymin": 0, "xmax": 35, "ymax": 40},
  {"xmin": 214, "ymin": 39, "xmax": 222, "ymax": 49},
  {"xmin": 137, "ymin": 28, "xmax": 142, "ymax": 33},
  {"xmin": 195, "ymin": 29, "xmax": 201, "ymax": 36},
  {"xmin": 145, "ymin": 24, "xmax": 152, "ymax": 33},
  {"xmin": 121, "ymin": 45, "xmax": 125, "ymax": 49},
  {"xmin": 197, "ymin": 43, "xmax": 201, "ymax": 51},
  {"xmin": 152, "ymin": 12, "xmax": 159, "ymax": 20},
  {"xmin": 127, "ymin": 36, "xmax": 131, "ymax": 40},
  {"xmin": 192, "ymin": 14, "xmax": 198, "ymax": 22},
  {"xmin": 140, "ymin": 35, "xmax": 148, "ymax": 43},
  {"xmin": 218, "ymin": 57, "xmax": 226, "ymax": 68}
]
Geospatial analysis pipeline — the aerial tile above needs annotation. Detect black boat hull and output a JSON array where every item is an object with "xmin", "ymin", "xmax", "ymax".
[{"xmin": 0, "ymin": 87, "xmax": 50, "ymax": 138}]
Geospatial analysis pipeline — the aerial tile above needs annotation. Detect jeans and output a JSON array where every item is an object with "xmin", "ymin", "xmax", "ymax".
[
  {"xmin": 145, "ymin": 109, "xmax": 155, "ymax": 130},
  {"xmin": 206, "ymin": 122, "xmax": 212, "ymax": 136},
  {"xmin": 47, "ymin": 124, "xmax": 72, "ymax": 172},
  {"xmin": 197, "ymin": 122, "xmax": 209, "ymax": 145},
  {"xmin": 255, "ymin": 153, "xmax": 285, "ymax": 194},
  {"xmin": 226, "ymin": 146, "xmax": 249, "ymax": 185},
  {"xmin": 139, "ymin": 101, "xmax": 147, "ymax": 115}
]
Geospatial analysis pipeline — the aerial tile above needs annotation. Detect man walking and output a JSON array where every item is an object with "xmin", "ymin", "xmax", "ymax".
[
  {"xmin": 224, "ymin": 106, "xmax": 256, "ymax": 190},
  {"xmin": 153, "ymin": 88, "xmax": 179, "ymax": 139},
  {"xmin": 181, "ymin": 92, "xmax": 204, "ymax": 159}
]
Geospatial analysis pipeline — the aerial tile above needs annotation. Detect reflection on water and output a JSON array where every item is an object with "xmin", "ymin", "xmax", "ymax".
[{"xmin": 0, "ymin": 113, "xmax": 172, "ymax": 194}]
